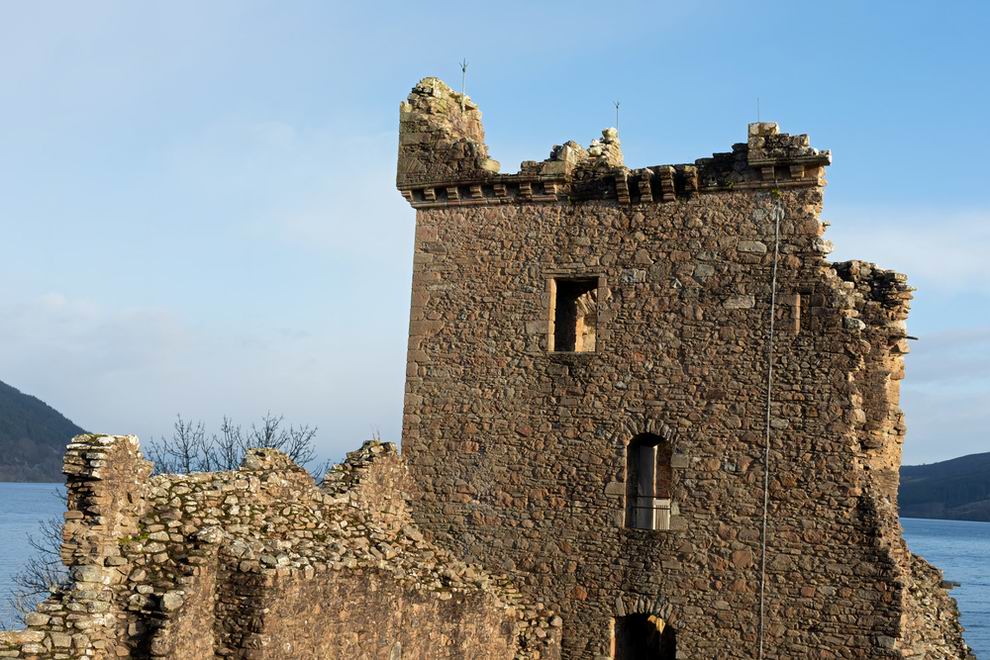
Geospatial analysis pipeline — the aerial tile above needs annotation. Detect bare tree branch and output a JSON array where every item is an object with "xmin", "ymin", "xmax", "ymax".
[
  {"xmin": 7, "ymin": 488, "xmax": 69, "ymax": 624},
  {"xmin": 146, "ymin": 413, "xmax": 325, "ymax": 475}
]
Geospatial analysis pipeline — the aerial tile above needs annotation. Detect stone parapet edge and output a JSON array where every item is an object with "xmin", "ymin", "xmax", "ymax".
[{"xmin": 397, "ymin": 155, "xmax": 830, "ymax": 210}]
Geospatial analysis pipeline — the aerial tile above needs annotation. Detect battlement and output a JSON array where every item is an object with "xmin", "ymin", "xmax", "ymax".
[{"xmin": 396, "ymin": 77, "xmax": 831, "ymax": 209}]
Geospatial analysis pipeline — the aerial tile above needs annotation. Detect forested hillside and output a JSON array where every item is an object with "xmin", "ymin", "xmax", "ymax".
[
  {"xmin": 0, "ymin": 380, "xmax": 85, "ymax": 482},
  {"xmin": 900, "ymin": 452, "xmax": 990, "ymax": 522}
]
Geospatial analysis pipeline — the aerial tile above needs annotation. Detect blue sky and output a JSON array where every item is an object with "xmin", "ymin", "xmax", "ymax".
[{"xmin": 1, "ymin": 1, "xmax": 987, "ymax": 465}]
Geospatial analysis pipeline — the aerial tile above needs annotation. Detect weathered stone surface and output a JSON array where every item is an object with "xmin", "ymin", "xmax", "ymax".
[
  {"xmin": 736, "ymin": 240, "xmax": 768, "ymax": 254},
  {"xmin": 723, "ymin": 294, "xmax": 756, "ymax": 309},
  {"xmin": 395, "ymin": 78, "xmax": 973, "ymax": 660}
]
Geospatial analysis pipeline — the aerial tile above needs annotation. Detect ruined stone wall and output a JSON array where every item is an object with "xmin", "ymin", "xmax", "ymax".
[
  {"xmin": 397, "ymin": 78, "xmax": 972, "ymax": 658},
  {"xmin": 836, "ymin": 262, "xmax": 972, "ymax": 659},
  {"xmin": 0, "ymin": 435, "xmax": 152, "ymax": 658},
  {"xmin": 397, "ymin": 77, "xmax": 500, "ymax": 187},
  {"xmin": 1, "ymin": 436, "xmax": 561, "ymax": 659}
]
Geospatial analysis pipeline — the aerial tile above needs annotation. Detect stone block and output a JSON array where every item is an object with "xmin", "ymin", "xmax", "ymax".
[
  {"xmin": 736, "ymin": 241, "xmax": 768, "ymax": 254},
  {"xmin": 723, "ymin": 295, "xmax": 756, "ymax": 309}
]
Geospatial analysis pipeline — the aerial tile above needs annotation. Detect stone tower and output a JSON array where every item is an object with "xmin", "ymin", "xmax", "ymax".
[{"xmin": 397, "ymin": 78, "xmax": 970, "ymax": 659}]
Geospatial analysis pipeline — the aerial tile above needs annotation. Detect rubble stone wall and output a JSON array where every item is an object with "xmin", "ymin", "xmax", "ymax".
[
  {"xmin": 397, "ymin": 78, "xmax": 973, "ymax": 659},
  {"xmin": 1, "ymin": 436, "xmax": 561, "ymax": 659}
]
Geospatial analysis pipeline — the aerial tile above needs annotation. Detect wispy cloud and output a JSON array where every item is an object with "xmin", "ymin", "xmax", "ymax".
[
  {"xmin": 159, "ymin": 119, "xmax": 412, "ymax": 259},
  {"xmin": 898, "ymin": 325, "xmax": 990, "ymax": 463},
  {"xmin": 0, "ymin": 293, "xmax": 189, "ymax": 377}
]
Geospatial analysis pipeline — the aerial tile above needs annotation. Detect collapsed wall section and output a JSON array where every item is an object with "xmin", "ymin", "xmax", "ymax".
[
  {"xmin": 836, "ymin": 261, "xmax": 973, "ymax": 659},
  {"xmin": 1, "ymin": 436, "xmax": 560, "ymax": 659}
]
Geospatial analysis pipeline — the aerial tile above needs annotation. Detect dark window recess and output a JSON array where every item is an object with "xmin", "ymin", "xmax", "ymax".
[
  {"xmin": 614, "ymin": 613, "xmax": 676, "ymax": 660},
  {"xmin": 552, "ymin": 278, "xmax": 598, "ymax": 352},
  {"xmin": 625, "ymin": 433, "xmax": 673, "ymax": 530}
]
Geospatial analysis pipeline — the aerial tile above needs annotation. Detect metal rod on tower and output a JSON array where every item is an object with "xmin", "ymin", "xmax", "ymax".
[
  {"xmin": 460, "ymin": 59, "xmax": 468, "ymax": 112},
  {"xmin": 614, "ymin": 100, "xmax": 620, "ymax": 131}
]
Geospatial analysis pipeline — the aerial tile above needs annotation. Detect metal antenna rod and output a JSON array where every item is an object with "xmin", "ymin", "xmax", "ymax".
[
  {"xmin": 614, "ymin": 100, "xmax": 620, "ymax": 131},
  {"xmin": 460, "ymin": 59, "xmax": 468, "ymax": 111}
]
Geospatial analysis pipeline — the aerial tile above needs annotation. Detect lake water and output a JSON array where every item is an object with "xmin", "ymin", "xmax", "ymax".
[
  {"xmin": 0, "ymin": 483, "xmax": 65, "ymax": 629},
  {"xmin": 0, "ymin": 484, "xmax": 987, "ymax": 655},
  {"xmin": 902, "ymin": 516, "xmax": 989, "ymax": 657}
]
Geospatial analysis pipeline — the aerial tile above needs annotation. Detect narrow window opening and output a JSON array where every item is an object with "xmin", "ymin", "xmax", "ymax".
[
  {"xmin": 550, "ymin": 277, "xmax": 598, "ymax": 352},
  {"xmin": 614, "ymin": 613, "xmax": 676, "ymax": 660},
  {"xmin": 625, "ymin": 433, "xmax": 673, "ymax": 530}
]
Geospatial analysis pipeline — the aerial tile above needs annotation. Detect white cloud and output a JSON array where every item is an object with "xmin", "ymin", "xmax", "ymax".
[
  {"xmin": 896, "ymin": 325, "xmax": 990, "ymax": 463},
  {"xmin": 158, "ymin": 119, "xmax": 412, "ymax": 259},
  {"xmin": 0, "ymin": 294, "xmax": 188, "ymax": 378},
  {"xmin": 0, "ymin": 114, "xmax": 416, "ymax": 467}
]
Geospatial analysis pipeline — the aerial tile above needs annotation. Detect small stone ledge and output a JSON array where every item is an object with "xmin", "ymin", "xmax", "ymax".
[{"xmin": 398, "ymin": 155, "xmax": 826, "ymax": 210}]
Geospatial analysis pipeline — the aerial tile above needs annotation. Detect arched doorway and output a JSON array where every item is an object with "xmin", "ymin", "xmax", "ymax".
[{"xmin": 614, "ymin": 613, "xmax": 676, "ymax": 659}]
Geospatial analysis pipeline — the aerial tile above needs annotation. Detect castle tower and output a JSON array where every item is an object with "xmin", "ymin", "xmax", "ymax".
[{"xmin": 396, "ymin": 78, "xmax": 970, "ymax": 659}]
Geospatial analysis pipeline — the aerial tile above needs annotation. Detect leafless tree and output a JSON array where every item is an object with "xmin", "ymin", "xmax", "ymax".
[
  {"xmin": 246, "ymin": 413, "xmax": 317, "ymax": 465},
  {"xmin": 205, "ymin": 416, "xmax": 243, "ymax": 471},
  {"xmin": 145, "ymin": 413, "xmax": 330, "ymax": 480},
  {"xmin": 147, "ymin": 416, "xmax": 208, "ymax": 474},
  {"xmin": 8, "ymin": 490, "xmax": 69, "ymax": 625}
]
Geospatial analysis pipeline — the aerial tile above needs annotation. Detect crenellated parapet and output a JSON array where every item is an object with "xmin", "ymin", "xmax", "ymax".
[
  {"xmin": 396, "ymin": 77, "xmax": 831, "ymax": 209},
  {"xmin": 745, "ymin": 121, "xmax": 830, "ymax": 180}
]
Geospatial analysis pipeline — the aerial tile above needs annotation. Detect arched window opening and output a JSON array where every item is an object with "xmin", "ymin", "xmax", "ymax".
[
  {"xmin": 625, "ymin": 433, "xmax": 673, "ymax": 530},
  {"xmin": 614, "ymin": 613, "xmax": 676, "ymax": 659}
]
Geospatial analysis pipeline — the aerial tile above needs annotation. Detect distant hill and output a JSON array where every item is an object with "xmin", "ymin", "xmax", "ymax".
[
  {"xmin": 900, "ymin": 452, "xmax": 990, "ymax": 522},
  {"xmin": 0, "ymin": 380, "xmax": 85, "ymax": 482}
]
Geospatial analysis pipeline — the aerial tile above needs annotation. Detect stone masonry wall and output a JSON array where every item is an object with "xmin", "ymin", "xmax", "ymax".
[
  {"xmin": 0, "ymin": 435, "xmax": 152, "ymax": 658},
  {"xmin": 396, "ymin": 78, "xmax": 973, "ymax": 659},
  {"xmin": 1, "ymin": 436, "xmax": 561, "ymax": 659},
  {"xmin": 836, "ymin": 261, "xmax": 972, "ymax": 659}
]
